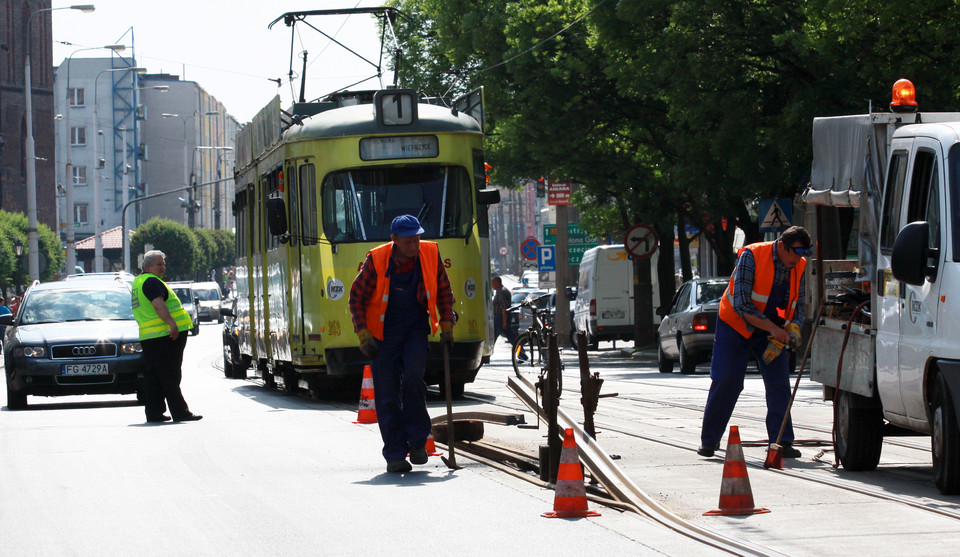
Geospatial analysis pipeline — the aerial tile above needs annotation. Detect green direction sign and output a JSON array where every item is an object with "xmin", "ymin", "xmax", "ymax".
[{"xmin": 543, "ymin": 223, "xmax": 598, "ymax": 266}]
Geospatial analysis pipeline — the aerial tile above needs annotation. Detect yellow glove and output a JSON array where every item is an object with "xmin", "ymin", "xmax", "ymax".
[
  {"xmin": 440, "ymin": 321, "xmax": 454, "ymax": 346},
  {"xmin": 761, "ymin": 336, "xmax": 786, "ymax": 365},
  {"xmin": 357, "ymin": 329, "xmax": 378, "ymax": 359},
  {"xmin": 785, "ymin": 322, "xmax": 802, "ymax": 348}
]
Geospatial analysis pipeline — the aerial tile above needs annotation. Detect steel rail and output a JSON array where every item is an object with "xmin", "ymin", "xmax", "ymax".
[{"xmin": 506, "ymin": 374, "xmax": 787, "ymax": 557}]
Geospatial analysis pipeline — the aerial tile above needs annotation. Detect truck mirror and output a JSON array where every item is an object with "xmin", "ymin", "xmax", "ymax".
[
  {"xmin": 266, "ymin": 198, "xmax": 288, "ymax": 236},
  {"xmin": 477, "ymin": 188, "xmax": 501, "ymax": 206},
  {"xmin": 891, "ymin": 221, "xmax": 930, "ymax": 286}
]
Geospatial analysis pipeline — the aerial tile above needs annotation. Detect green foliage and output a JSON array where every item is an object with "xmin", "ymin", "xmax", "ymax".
[
  {"xmin": 0, "ymin": 210, "xmax": 65, "ymax": 288},
  {"xmin": 130, "ymin": 218, "xmax": 200, "ymax": 281},
  {"xmin": 392, "ymin": 0, "xmax": 960, "ymax": 276}
]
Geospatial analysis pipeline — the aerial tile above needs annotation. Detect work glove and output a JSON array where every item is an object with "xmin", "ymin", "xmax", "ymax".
[
  {"xmin": 357, "ymin": 329, "xmax": 378, "ymax": 359},
  {"xmin": 785, "ymin": 322, "xmax": 802, "ymax": 349},
  {"xmin": 761, "ymin": 336, "xmax": 786, "ymax": 365},
  {"xmin": 440, "ymin": 321, "xmax": 454, "ymax": 347}
]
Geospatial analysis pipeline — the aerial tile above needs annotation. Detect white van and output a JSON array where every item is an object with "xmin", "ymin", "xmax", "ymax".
[{"xmin": 574, "ymin": 244, "xmax": 659, "ymax": 349}]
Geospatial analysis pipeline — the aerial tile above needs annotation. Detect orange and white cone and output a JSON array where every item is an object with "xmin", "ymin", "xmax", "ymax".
[
  {"xmin": 425, "ymin": 433, "xmax": 441, "ymax": 456},
  {"xmin": 704, "ymin": 425, "xmax": 770, "ymax": 516},
  {"xmin": 353, "ymin": 365, "xmax": 377, "ymax": 424},
  {"xmin": 542, "ymin": 428, "xmax": 601, "ymax": 518}
]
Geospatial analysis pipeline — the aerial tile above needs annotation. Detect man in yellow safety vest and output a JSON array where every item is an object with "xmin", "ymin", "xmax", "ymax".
[{"xmin": 131, "ymin": 250, "xmax": 203, "ymax": 423}]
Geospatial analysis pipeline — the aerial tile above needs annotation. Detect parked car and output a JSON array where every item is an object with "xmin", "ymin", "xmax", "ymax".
[
  {"xmin": 517, "ymin": 288, "xmax": 577, "ymax": 343},
  {"xmin": 0, "ymin": 279, "xmax": 146, "ymax": 409},
  {"xmin": 520, "ymin": 270, "xmax": 539, "ymax": 288},
  {"xmin": 65, "ymin": 271, "xmax": 135, "ymax": 284},
  {"xmin": 656, "ymin": 277, "xmax": 728, "ymax": 374},
  {"xmin": 168, "ymin": 282, "xmax": 201, "ymax": 336},
  {"xmin": 191, "ymin": 281, "xmax": 223, "ymax": 322}
]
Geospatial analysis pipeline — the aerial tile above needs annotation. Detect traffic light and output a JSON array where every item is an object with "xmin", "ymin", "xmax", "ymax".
[
  {"xmin": 536, "ymin": 177, "xmax": 545, "ymax": 198},
  {"xmin": 484, "ymin": 162, "xmax": 492, "ymax": 183}
]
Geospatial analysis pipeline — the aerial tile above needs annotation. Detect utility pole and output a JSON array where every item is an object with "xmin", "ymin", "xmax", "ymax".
[{"xmin": 555, "ymin": 198, "xmax": 572, "ymax": 347}]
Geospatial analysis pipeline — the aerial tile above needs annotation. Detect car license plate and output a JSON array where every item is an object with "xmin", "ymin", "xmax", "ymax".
[
  {"xmin": 62, "ymin": 363, "xmax": 109, "ymax": 375},
  {"xmin": 601, "ymin": 309, "xmax": 625, "ymax": 319}
]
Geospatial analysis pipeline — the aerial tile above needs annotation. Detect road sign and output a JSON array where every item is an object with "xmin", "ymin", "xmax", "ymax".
[
  {"xmin": 543, "ymin": 223, "xmax": 598, "ymax": 266},
  {"xmin": 758, "ymin": 198, "xmax": 792, "ymax": 233},
  {"xmin": 538, "ymin": 246, "xmax": 556, "ymax": 272},
  {"xmin": 547, "ymin": 182, "xmax": 572, "ymax": 205},
  {"xmin": 499, "ymin": 246, "xmax": 508, "ymax": 256},
  {"xmin": 520, "ymin": 237, "xmax": 540, "ymax": 260},
  {"xmin": 624, "ymin": 224, "xmax": 658, "ymax": 259}
]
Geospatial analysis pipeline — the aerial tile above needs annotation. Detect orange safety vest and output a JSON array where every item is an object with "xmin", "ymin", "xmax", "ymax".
[
  {"xmin": 365, "ymin": 241, "xmax": 440, "ymax": 340},
  {"xmin": 717, "ymin": 241, "xmax": 806, "ymax": 338}
]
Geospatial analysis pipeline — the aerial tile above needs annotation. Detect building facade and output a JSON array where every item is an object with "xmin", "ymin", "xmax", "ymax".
[{"xmin": 0, "ymin": 0, "xmax": 58, "ymax": 231}]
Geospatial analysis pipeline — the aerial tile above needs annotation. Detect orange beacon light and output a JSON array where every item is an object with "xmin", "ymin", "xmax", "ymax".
[{"xmin": 890, "ymin": 78, "xmax": 918, "ymax": 112}]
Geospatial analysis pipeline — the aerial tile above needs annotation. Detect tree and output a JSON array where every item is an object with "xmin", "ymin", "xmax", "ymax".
[
  {"xmin": 0, "ymin": 210, "xmax": 65, "ymax": 286},
  {"xmin": 130, "ymin": 218, "xmax": 200, "ymax": 281}
]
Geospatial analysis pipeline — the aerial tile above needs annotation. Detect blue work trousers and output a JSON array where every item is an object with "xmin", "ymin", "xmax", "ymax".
[{"xmin": 700, "ymin": 318, "xmax": 794, "ymax": 447}]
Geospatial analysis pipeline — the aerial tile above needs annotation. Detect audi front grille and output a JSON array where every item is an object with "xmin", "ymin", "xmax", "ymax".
[{"xmin": 51, "ymin": 344, "xmax": 118, "ymax": 359}]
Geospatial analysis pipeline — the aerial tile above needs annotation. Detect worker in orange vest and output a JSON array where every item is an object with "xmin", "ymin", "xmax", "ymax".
[
  {"xmin": 349, "ymin": 215, "xmax": 456, "ymax": 474},
  {"xmin": 698, "ymin": 226, "xmax": 811, "ymax": 459}
]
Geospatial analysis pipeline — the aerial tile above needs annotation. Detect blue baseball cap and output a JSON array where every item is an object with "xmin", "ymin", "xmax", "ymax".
[{"xmin": 391, "ymin": 215, "xmax": 425, "ymax": 237}]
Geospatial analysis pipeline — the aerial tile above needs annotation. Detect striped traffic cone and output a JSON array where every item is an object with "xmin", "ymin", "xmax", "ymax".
[
  {"xmin": 425, "ymin": 433, "xmax": 441, "ymax": 456},
  {"xmin": 353, "ymin": 365, "xmax": 377, "ymax": 424},
  {"xmin": 542, "ymin": 428, "xmax": 601, "ymax": 518},
  {"xmin": 704, "ymin": 425, "xmax": 770, "ymax": 516}
]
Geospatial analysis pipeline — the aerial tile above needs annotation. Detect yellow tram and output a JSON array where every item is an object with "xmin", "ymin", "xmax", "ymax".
[{"xmin": 229, "ymin": 88, "xmax": 499, "ymax": 395}]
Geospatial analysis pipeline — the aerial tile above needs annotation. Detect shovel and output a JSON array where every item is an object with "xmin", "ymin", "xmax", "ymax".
[{"xmin": 440, "ymin": 342, "xmax": 463, "ymax": 470}]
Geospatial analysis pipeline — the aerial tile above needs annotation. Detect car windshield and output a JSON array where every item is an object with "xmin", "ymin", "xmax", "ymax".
[
  {"xmin": 511, "ymin": 292, "xmax": 529, "ymax": 304},
  {"xmin": 20, "ymin": 289, "xmax": 134, "ymax": 324},
  {"xmin": 172, "ymin": 288, "xmax": 193, "ymax": 303},
  {"xmin": 195, "ymin": 288, "xmax": 220, "ymax": 301},
  {"xmin": 697, "ymin": 281, "xmax": 727, "ymax": 304}
]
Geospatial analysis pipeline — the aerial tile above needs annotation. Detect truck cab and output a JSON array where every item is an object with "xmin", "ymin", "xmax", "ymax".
[{"xmin": 804, "ymin": 80, "xmax": 960, "ymax": 493}]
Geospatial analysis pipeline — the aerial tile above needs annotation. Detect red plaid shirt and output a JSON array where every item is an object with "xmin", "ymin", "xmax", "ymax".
[{"xmin": 349, "ymin": 245, "xmax": 455, "ymax": 333}]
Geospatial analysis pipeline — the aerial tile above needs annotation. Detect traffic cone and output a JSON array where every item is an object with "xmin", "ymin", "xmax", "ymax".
[
  {"xmin": 542, "ymin": 428, "xmax": 601, "ymax": 518},
  {"xmin": 425, "ymin": 433, "xmax": 441, "ymax": 456},
  {"xmin": 704, "ymin": 425, "xmax": 770, "ymax": 516},
  {"xmin": 353, "ymin": 365, "xmax": 377, "ymax": 424}
]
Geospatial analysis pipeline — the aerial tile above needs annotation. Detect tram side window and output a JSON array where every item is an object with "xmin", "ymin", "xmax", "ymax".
[
  {"xmin": 300, "ymin": 164, "xmax": 318, "ymax": 246},
  {"xmin": 287, "ymin": 164, "xmax": 299, "ymax": 247},
  {"xmin": 321, "ymin": 165, "xmax": 472, "ymax": 242}
]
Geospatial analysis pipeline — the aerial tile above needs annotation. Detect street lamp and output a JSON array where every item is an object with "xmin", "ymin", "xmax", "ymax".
[
  {"xmin": 24, "ymin": 4, "xmax": 95, "ymax": 282},
  {"xmin": 92, "ymin": 66, "xmax": 147, "ymax": 272},
  {"xmin": 13, "ymin": 239, "xmax": 24, "ymax": 294},
  {"xmin": 162, "ymin": 112, "xmax": 195, "ymax": 228},
  {"xmin": 63, "ymin": 43, "xmax": 126, "ymax": 276}
]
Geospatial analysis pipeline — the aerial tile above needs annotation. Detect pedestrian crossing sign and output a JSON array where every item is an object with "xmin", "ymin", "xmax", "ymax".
[{"xmin": 758, "ymin": 198, "xmax": 792, "ymax": 233}]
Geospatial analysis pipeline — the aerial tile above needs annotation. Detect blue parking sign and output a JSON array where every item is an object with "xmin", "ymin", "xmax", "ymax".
[{"xmin": 538, "ymin": 246, "xmax": 556, "ymax": 272}]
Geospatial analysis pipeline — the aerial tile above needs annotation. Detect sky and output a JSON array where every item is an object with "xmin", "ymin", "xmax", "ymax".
[{"xmin": 52, "ymin": 0, "xmax": 391, "ymax": 122}]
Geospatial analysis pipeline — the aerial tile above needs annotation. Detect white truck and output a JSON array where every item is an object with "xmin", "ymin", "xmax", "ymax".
[{"xmin": 803, "ymin": 79, "xmax": 960, "ymax": 493}]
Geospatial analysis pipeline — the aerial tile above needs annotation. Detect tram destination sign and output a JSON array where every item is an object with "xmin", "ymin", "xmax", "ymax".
[{"xmin": 359, "ymin": 135, "xmax": 439, "ymax": 161}]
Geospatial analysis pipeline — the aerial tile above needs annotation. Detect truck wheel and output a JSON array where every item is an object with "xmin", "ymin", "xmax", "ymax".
[
  {"xmin": 678, "ymin": 337, "xmax": 696, "ymax": 375},
  {"xmin": 932, "ymin": 373, "xmax": 960, "ymax": 494},
  {"xmin": 657, "ymin": 342, "xmax": 674, "ymax": 373},
  {"xmin": 834, "ymin": 389, "xmax": 883, "ymax": 471}
]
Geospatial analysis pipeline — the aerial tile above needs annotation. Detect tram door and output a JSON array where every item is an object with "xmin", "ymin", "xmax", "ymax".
[
  {"xmin": 286, "ymin": 160, "xmax": 305, "ymax": 355},
  {"xmin": 253, "ymin": 176, "xmax": 268, "ymax": 360}
]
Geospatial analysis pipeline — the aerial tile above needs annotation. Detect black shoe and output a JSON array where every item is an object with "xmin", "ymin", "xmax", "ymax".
[
  {"xmin": 697, "ymin": 443, "xmax": 720, "ymax": 457},
  {"xmin": 146, "ymin": 415, "xmax": 171, "ymax": 423},
  {"xmin": 781, "ymin": 444, "xmax": 802, "ymax": 458},
  {"xmin": 410, "ymin": 447, "xmax": 429, "ymax": 465},
  {"xmin": 387, "ymin": 459, "xmax": 412, "ymax": 473},
  {"xmin": 173, "ymin": 413, "xmax": 203, "ymax": 422}
]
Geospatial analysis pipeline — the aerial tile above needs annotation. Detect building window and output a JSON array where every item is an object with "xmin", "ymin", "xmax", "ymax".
[
  {"xmin": 68, "ymin": 87, "xmax": 85, "ymax": 107},
  {"xmin": 71, "ymin": 127, "xmax": 86, "ymax": 146},
  {"xmin": 72, "ymin": 166, "xmax": 87, "ymax": 186},
  {"xmin": 74, "ymin": 204, "xmax": 88, "ymax": 225}
]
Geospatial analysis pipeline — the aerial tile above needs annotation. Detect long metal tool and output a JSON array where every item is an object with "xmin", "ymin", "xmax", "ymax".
[{"xmin": 440, "ymin": 342, "xmax": 463, "ymax": 470}]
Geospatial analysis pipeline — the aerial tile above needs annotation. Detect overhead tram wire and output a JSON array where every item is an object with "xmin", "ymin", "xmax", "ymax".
[{"xmin": 441, "ymin": 0, "xmax": 612, "ymax": 99}]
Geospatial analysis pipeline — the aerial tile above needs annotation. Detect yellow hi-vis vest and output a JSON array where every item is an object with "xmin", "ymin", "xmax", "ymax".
[{"xmin": 132, "ymin": 273, "xmax": 193, "ymax": 340}]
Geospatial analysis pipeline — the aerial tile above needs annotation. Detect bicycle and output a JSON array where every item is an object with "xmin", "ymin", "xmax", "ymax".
[{"xmin": 511, "ymin": 295, "xmax": 563, "ymax": 393}]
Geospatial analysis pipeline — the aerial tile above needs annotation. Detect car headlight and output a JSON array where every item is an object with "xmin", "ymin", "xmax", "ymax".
[
  {"xmin": 14, "ymin": 346, "xmax": 46, "ymax": 358},
  {"xmin": 121, "ymin": 342, "xmax": 143, "ymax": 354}
]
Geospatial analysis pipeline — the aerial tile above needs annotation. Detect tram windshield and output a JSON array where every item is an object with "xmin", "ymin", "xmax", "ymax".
[{"xmin": 321, "ymin": 165, "xmax": 473, "ymax": 242}]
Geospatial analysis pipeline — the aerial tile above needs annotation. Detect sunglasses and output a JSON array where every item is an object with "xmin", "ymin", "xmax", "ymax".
[{"xmin": 791, "ymin": 246, "xmax": 813, "ymax": 257}]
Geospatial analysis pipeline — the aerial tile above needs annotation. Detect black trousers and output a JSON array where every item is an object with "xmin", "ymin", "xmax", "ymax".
[{"xmin": 141, "ymin": 334, "xmax": 190, "ymax": 419}]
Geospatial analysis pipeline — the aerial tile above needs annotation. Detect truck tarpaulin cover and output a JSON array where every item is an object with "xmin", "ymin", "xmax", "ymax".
[{"xmin": 802, "ymin": 115, "xmax": 887, "ymax": 282}]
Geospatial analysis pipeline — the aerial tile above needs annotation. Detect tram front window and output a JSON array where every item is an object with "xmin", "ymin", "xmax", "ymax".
[{"xmin": 322, "ymin": 165, "xmax": 473, "ymax": 242}]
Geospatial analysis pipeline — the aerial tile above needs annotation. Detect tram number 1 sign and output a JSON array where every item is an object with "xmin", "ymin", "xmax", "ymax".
[{"xmin": 624, "ymin": 224, "xmax": 658, "ymax": 259}]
